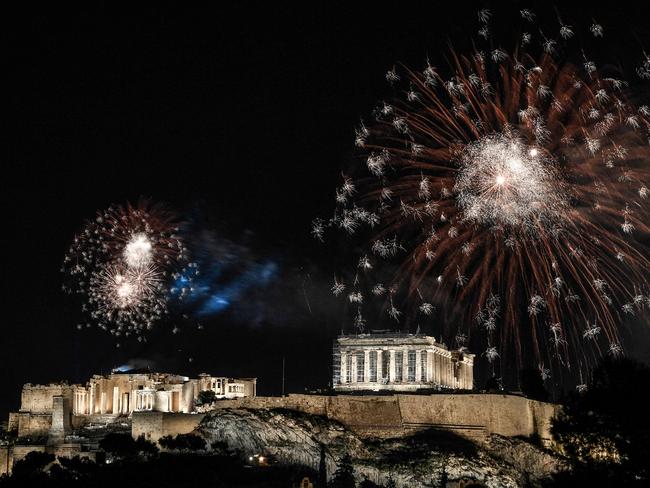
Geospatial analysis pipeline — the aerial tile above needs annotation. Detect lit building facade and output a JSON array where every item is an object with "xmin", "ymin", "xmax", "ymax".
[
  {"xmin": 1, "ymin": 371, "xmax": 257, "ymax": 476},
  {"xmin": 8, "ymin": 371, "xmax": 256, "ymax": 440},
  {"xmin": 333, "ymin": 334, "xmax": 474, "ymax": 391}
]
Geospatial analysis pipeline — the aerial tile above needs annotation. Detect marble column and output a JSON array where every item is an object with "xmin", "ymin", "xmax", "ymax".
[
  {"xmin": 389, "ymin": 350, "xmax": 396, "ymax": 383},
  {"xmin": 433, "ymin": 351, "xmax": 441, "ymax": 385},
  {"xmin": 377, "ymin": 349, "xmax": 383, "ymax": 383},
  {"xmin": 351, "ymin": 354, "xmax": 358, "ymax": 384},
  {"xmin": 415, "ymin": 350, "xmax": 422, "ymax": 382},
  {"xmin": 112, "ymin": 387, "xmax": 120, "ymax": 415},
  {"xmin": 340, "ymin": 352, "xmax": 348, "ymax": 384},
  {"xmin": 364, "ymin": 350, "xmax": 370, "ymax": 383}
]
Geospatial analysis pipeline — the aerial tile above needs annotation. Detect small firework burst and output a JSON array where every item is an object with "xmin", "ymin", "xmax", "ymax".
[
  {"xmin": 331, "ymin": 277, "xmax": 346, "ymax": 296},
  {"xmin": 419, "ymin": 302, "xmax": 435, "ymax": 315},
  {"xmin": 484, "ymin": 346, "xmax": 500, "ymax": 363},
  {"xmin": 63, "ymin": 201, "xmax": 191, "ymax": 337},
  {"xmin": 89, "ymin": 263, "xmax": 166, "ymax": 335}
]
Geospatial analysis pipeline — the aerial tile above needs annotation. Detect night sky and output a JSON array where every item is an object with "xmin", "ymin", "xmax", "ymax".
[{"xmin": 4, "ymin": 2, "xmax": 650, "ymax": 419}]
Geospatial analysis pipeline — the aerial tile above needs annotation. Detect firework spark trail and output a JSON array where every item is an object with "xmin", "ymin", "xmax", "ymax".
[
  {"xmin": 62, "ymin": 201, "xmax": 193, "ymax": 339},
  {"xmin": 315, "ymin": 8, "xmax": 650, "ymax": 386}
]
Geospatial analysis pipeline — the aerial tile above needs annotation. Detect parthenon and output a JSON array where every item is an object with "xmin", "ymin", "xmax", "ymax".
[{"xmin": 333, "ymin": 334, "xmax": 474, "ymax": 391}]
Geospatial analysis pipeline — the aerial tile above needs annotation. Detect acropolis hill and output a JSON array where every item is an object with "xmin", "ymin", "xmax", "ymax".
[{"xmin": 1, "ymin": 334, "xmax": 560, "ymax": 482}]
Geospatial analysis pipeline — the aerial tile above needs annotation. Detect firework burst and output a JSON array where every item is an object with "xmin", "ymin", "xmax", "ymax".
[
  {"xmin": 87, "ymin": 263, "xmax": 166, "ymax": 334},
  {"xmin": 316, "ymin": 9, "xmax": 650, "ymax": 386},
  {"xmin": 63, "ymin": 201, "xmax": 192, "ymax": 338}
]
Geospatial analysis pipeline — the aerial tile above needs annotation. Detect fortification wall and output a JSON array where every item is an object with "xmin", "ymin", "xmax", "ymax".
[
  {"xmin": 204, "ymin": 394, "xmax": 557, "ymax": 440},
  {"xmin": 20, "ymin": 385, "xmax": 74, "ymax": 414},
  {"xmin": 133, "ymin": 394, "xmax": 559, "ymax": 444},
  {"xmin": 10, "ymin": 444, "xmax": 46, "ymax": 466},
  {"xmin": 396, "ymin": 394, "xmax": 557, "ymax": 440},
  {"xmin": 50, "ymin": 444, "xmax": 96, "ymax": 462},
  {"xmin": 132, "ymin": 412, "xmax": 206, "ymax": 442},
  {"xmin": 17, "ymin": 412, "xmax": 52, "ymax": 438},
  {"xmin": 0, "ymin": 446, "xmax": 10, "ymax": 477},
  {"xmin": 7, "ymin": 413, "xmax": 19, "ymax": 433},
  {"xmin": 0, "ymin": 444, "xmax": 95, "ymax": 476}
]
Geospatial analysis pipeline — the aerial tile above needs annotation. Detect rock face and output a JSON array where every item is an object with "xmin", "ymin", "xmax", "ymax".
[{"xmin": 196, "ymin": 408, "xmax": 567, "ymax": 487}]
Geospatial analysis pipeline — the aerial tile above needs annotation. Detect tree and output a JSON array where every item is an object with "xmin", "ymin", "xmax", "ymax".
[
  {"xmin": 551, "ymin": 358, "xmax": 650, "ymax": 485},
  {"xmin": 159, "ymin": 433, "xmax": 206, "ymax": 451},
  {"xmin": 10, "ymin": 451, "xmax": 54, "ymax": 479},
  {"xmin": 49, "ymin": 455, "xmax": 97, "ymax": 482},
  {"xmin": 158, "ymin": 434, "xmax": 176, "ymax": 450},
  {"xmin": 328, "ymin": 454, "xmax": 355, "ymax": 488},
  {"xmin": 197, "ymin": 390, "xmax": 217, "ymax": 405},
  {"xmin": 99, "ymin": 432, "xmax": 158, "ymax": 459},
  {"xmin": 99, "ymin": 432, "xmax": 137, "ymax": 458},
  {"xmin": 134, "ymin": 434, "xmax": 159, "ymax": 457}
]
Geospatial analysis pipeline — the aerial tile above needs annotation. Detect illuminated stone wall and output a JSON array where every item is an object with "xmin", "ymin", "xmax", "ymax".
[
  {"xmin": 132, "ymin": 411, "xmax": 206, "ymax": 442},
  {"xmin": 145, "ymin": 393, "xmax": 559, "ymax": 445}
]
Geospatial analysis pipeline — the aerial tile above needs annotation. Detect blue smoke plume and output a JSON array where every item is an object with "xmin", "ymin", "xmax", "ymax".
[{"xmin": 170, "ymin": 228, "xmax": 279, "ymax": 318}]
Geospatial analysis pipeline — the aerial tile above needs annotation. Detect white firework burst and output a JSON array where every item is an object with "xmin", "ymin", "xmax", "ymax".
[
  {"xmin": 484, "ymin": 346, "xmax": 500, "ymax": 363},
  {"xmin": 455, "ymin": 134, "xmax": 568, "ymax": 230},
  {"xmin": 331, "ymin": 277, "xmax": 346, "ymax": 296},
  {"xmin": 419, "ymin": 302, "xmax": 435, "ymax": 315},
  {"xmin": 583, "ymin": 322, "xmax": 601, "ymax": 341},
  {"xmin": 89, "ymin": 263, "xmax": 165, "ymax": 335}
]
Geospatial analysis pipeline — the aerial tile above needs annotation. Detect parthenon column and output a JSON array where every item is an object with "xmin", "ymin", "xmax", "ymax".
[
  {"xmin": 340, "ymin": 352, "xmax": 348, "ymax": 384},
  {"xmin": 415, "ymin": 350, "xmax": 422, "ymax": 382},
  {"xmin": 442, "ymin": 354, "xmax": 446, "ymax": 385},
  {"xmin": 451, "ymin": 357, "xmax": 455, "ymax": 387},
  {"xmin": 433, "ymin": 351, "xmax": 440, "ymax": 385},
  {"xmin": 422, "ymin": 351, "xmax": 429, "ymax": 382},
  {"xmin": 351, "ymin": 354, "xmax": 358, "ymax": 383},
  {"xmin": 443, "ymin": 354, "xmax": 451, "ymax": 386},
  {"xmin": 402, "ymin": 349, "xmax": 409, "ymax": 382},
  {"xmin": 389, "ymin": 350, "xmax": 396, "ymax": 382},
  {"xmin": 363, "ymin": 350, "xmax": 370, "ymax": 383},
  {"xmin": 376, "ymin": 350, "xmax": 383, "ymax": 381}
]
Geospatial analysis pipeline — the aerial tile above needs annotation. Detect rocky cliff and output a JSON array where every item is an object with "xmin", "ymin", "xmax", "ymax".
[{"xmin": 196, "ymin": 407, "xmax": 568, "ymax": 487}]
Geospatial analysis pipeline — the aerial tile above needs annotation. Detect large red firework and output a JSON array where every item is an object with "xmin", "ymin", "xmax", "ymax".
[{"xmin": 317, "ymin": 12, "xmax": 650, "ymax": 387}]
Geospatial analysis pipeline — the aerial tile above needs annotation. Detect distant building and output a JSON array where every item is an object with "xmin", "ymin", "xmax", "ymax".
[
  {"xmin": 333, "ymin": 333, "xmax": 474, "ymax": 391},
  {"xmin": 1, "ymin": 370, "xmax": 256, "ymax": 476},
  {"xmin": 81, "ymin": 371, "xmax": 255, "ymax": 416}
]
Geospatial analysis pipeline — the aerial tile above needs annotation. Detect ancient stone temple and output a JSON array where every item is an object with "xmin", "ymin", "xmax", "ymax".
[
  {"xmin": 1, "ymin": 370, "xmax": 256, "ymax": 475},
  {"xmin": 332, "ymin": 333, "xmax": 474, "ymax": 391}
]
